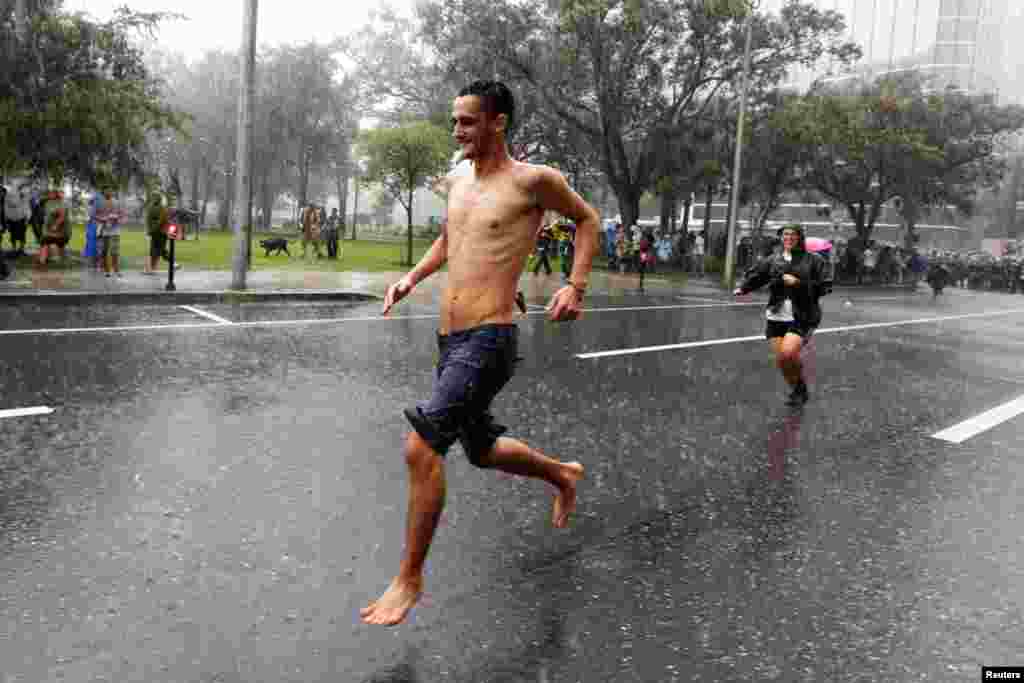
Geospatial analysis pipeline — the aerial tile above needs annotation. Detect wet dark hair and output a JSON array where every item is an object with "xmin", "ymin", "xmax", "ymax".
[{"xmin": 458, "ymin": 80, "xmax": 515, "ymax": 133}]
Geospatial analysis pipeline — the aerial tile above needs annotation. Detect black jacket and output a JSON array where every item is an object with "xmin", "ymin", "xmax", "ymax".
[{"xmin": 738, "ymin": 248, "xmax": 831, "ymax": 329}]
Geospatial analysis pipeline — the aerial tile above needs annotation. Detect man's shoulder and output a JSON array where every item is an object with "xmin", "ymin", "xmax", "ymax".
[{"xmin": 512, "ymin": 161, "xmax": 561, "ymax": 187}]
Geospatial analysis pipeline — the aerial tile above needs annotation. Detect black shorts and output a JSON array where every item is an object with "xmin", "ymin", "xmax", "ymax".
[
  {"xmin": 765, "ymin": 320, "xmax": 814, "ymax": 340},
  {"xmin": 150, "ymin": 232, "xmax": 168, "ymax": 258},
  {"xmin": 404, "ymin": 324, "xmax": 519, "ymax": 465}
]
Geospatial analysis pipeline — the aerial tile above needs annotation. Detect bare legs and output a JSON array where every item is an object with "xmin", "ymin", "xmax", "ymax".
[
  {"xmin": 770, "ymin": 333, "xmax": 805, "ymax": 387},
  {"xmin": 479, "ymin": 437, "xmax": 584, "ymax": 528},
  {"xmin": 361, "ymin": 433, "xmax": 584, "ymax": 626}
]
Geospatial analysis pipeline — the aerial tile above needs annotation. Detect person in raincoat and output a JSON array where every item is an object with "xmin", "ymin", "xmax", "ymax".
[{"xmin": 734, "ymin": 224, "xmax": 831, "ymax": 407}]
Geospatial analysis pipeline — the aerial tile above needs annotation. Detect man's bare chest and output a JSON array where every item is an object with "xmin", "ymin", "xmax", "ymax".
[{"xmin": 447, "ymin": 185, "xmax": 538, "ymax": 236}]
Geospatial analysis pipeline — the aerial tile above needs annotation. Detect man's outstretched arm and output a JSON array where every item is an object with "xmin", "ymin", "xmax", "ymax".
[
  {"xmin": 382, "ymin": 227, "xmax": 447, "ymax": 316},
  {"xmin": 407, "ymin": 227, "xmax": 448, "ymax": 286}
]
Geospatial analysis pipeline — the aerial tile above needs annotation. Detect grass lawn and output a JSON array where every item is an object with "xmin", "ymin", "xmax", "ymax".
[{"xmin": 13, "ymin": 224, "xmax": 436, "ymax": 272}]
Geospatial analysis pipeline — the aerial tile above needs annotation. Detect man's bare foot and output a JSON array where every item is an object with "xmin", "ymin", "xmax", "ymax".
[
  {"xmin": 360, "ymin": 577, "xmax": 423, "ymax": 626},
  {"xmin": 553, "ymin": 461, "xmax": 584, "ymax": 528}
]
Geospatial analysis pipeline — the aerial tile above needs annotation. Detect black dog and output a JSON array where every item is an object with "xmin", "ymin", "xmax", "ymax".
[{"xmin": 260, "ymin": 238, "xmax": 290, "ymax": 257}]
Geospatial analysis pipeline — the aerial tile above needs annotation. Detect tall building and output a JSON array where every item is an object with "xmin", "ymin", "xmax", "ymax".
[{"xmin": 784, "ymin": 0, "xmax": 1012, "ymax": 99}]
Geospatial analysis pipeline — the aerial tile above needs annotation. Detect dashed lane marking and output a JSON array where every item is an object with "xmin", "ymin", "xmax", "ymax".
[
  {"xmin": 576, "ymin": 307, "xmax": 1024, "ymax": 359},
  {"xmin": 932, "ymin": 394, "xmax": 1024, "ymax": 444},
  {"xmin": 0, "ymin": 406, "xmax": 55, "ymax": 419},
  {"xmin": 179, "ymin": 305, "xmax": 234, "ymax": 325}
]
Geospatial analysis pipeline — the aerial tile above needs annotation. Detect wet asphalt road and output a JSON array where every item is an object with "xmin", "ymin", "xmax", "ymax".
[{"xmin": 2, "ymin": 285, "xmax": 1024, "ymax": 682}]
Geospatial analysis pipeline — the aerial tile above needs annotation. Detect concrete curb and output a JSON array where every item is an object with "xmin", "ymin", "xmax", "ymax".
[{"xmin": 0, "ymin": 289, "xmax": 381, "ymax": 305}]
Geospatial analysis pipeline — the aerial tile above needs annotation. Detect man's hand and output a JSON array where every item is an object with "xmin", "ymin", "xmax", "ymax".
[
  {"xmin": 733, "ymin": 287, "xmax": 745, "ymax": 296},
  {"xmin": 783, "ymin": 274, "xmax": 800, "ymax": 287},
  {"xmin": 382, "ymin": 275, "xmax": 415, "ymax": 316},
  {"xmin": 546, "ymin": 285, "xmax": 583, "ymax": 322}
]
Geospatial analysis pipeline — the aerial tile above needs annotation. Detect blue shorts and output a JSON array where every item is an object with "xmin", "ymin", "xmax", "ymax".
[{"xmin": 404, "ymin": 324, "xmax": 519, "ymax": 465}]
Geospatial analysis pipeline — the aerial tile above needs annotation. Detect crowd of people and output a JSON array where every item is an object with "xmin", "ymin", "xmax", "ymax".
[{"xmin": 0, "ymin": 183, "xmax": 73, "ymax": 277}]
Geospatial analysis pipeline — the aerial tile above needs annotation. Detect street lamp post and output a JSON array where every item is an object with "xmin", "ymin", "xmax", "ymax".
[
  {"xmin": 231, "ymin": 0, "xmax": 258, "ymax": 290},
  {"xmin": 723, "ymin": 6, "xmax": 755, "ymax": 289}
]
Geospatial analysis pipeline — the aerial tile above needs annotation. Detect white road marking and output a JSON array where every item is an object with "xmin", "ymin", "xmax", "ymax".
[
  {"xmin": 179, "ymin": 305, "xmax": 233, "ymax": 325},
  {"xmin": 676, "ymin": 295, "xmax": 726, "ymax": 303},
  {"xmin": 0, "ymin": 299, "xmax": 1008, "ymax": 338},
  {"xmin": 932, "ymin": 394, "xmax": 1024, "ymax": 444},
  {"xmin": 576, "ymin": 307, "xmax": 1024, "ymax": 359},
  {"xmin": 0, "ymin": 302, "xmax": 764, "ymax": 336},
  {"xmin": 0, "ymin": 406, "xmax": 54, "ymax": 419}
]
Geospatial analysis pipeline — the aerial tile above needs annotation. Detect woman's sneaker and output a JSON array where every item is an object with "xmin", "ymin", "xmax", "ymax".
[{"xmin": 786, "ymin": 381, "xmax": 809, "ymax": 407}]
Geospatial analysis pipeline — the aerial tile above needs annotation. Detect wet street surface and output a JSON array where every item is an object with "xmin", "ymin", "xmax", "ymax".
[{"xmin": 3, "ymin": 285, "xmax": 1024, "ymax": 681}]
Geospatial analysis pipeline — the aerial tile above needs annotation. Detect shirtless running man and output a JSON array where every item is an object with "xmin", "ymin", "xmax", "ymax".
[{"xmin": 361, "ymin": 81, "xmax": 599, "ymax": 626}]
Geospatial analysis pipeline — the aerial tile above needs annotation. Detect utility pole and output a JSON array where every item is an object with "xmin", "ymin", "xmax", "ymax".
[
  {"xmin": 722, "ymin": 7, "xmax": 754, "ymax": 289},
  {"xmin": 351, "ymin": 167, "xmax": 360, "ymax": 241},
  {"xmin": 231, "ymin": 0, "xmax": 258, "ymax": 290}
]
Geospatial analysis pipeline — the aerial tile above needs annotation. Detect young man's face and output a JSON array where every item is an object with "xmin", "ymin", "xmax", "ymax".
[{"xmin": 451, "ymin": 96, "xmax": 504, "ymax": 161}]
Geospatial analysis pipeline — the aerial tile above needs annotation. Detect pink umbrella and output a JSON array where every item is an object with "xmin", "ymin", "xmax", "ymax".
[{"xmin": 805, "ymin": 237, "xmax": 832, "ymax": 253}]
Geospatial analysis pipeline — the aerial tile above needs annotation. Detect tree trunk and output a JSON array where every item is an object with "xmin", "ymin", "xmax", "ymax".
[
  {"xmin": 405, "ymin": 191, "xmax": 414, "ymax": 267},
  {"xmin": 659, "ymin": 191, "xmax": 674, "ymax": 233},
  {"xmin": 14, "ymin": 0, "xmax": 28, "ymax": 40},
  {"xmin": 612, "ymin": 182, "xmax": 641, "ymax": 231},
  {"xmin": 298, "ymin": 144, "xmax": 310, "ymax": 209},
  {"xmin": 901, "ymin": 197, "xmax": 922, "ymax": 251},
  {"xmin": 191, "ymin": 157, "xmax": 200, "ymax": 211},
  {"xmin": 259, "ymin": 172, "xmax": 273, "ymax": 231},
  {"xmin": 703, "ymin": 187, "xmax": 714, "ymax": 236},
  {"xmin": 335, "ymin": 167, "xmax": 349, "ymax": 230},
  {"xmin": 201, "ymin": 177, "xmax": 211, "ymax": 227},
  {"xmin": 1005, "ymin": 156, "xmax": 1023, "ymax": 238}
]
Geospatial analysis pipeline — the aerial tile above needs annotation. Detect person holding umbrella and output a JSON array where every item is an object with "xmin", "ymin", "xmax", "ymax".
[{"xmin": 734, "ymin": 224, "xmax": 831, "ymax": 407}]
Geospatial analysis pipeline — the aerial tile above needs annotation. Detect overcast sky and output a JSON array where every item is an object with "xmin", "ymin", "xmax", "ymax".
[{"xmin": 63, "ymin": 0, "xmax": 415, "ymax": 61}]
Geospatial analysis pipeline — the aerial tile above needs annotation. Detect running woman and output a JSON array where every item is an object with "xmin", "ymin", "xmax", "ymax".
[
  {"xmin": 362, "ymin": 81, "xmax": 599, "ymax": 627},
  {"xmin": 734, "ymin": 224, "xmax": 830, "ymax": 407}
]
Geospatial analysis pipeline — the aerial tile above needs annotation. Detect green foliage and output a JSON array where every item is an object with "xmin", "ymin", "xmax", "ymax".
[
  {"xmin": 360, "ymin": 122, "xmax": 454, "ymax": 206},
  {"xmin": 0, "ymin": 5, "xmax": 185, "ymax": 185},
  {"xmin": 699, "ymin": 0, "xmax": 753, "ymax": 19},
  {"xmin": 359, "ymin": 121, "xmax": 454, "ymax": 265},
  {"xmin": 784, "ymin": 74, "xmax": 1024, "ymax": 245},
  {"xmin": 418, "ymin": 0, "xmax": 858, "ymax": 228}
]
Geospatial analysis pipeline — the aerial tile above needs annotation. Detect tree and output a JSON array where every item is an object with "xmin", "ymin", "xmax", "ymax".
[
  {"xmin": 787, "ymin": 75, "xmax": 1024, "ymax": 249},
  {"xmin": 345, "ymin": 6, "xmax": 453, "ymax": 129},
  {"xmin": 419, "ymin": 0, "xmax": 857, "ymax": 228},
  {"xmin": 784, "ymin": 83, "xmax": 938, "ymax": 248},
  {"xmin": 1, "ymin": 5, "xmax": 185, "ymax": 186},
  {"xmin": 740, "ymin": 90, "xmax": 805, "ymax": 248},
  {"xmin": 882, "ymin": 78, "xmax": 1024, "ymax": 248},
  {"xmin": 359, "ymin": 121, "xmax": 454, "ymax": 266}
]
